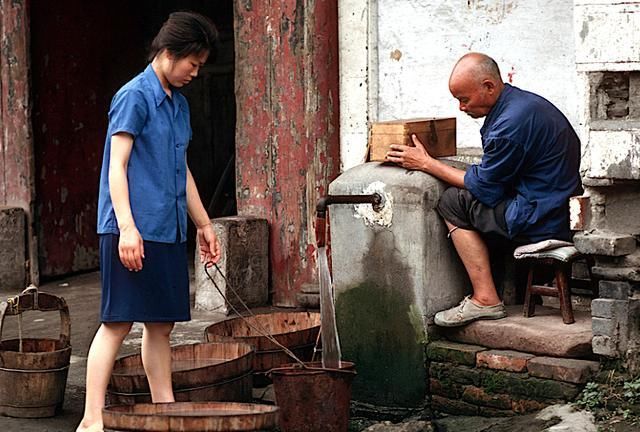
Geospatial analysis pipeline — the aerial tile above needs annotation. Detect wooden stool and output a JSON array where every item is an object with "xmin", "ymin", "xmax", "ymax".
[{"xmin": 513, "ymin": 240, "xmax": 585, "ymax": 325}]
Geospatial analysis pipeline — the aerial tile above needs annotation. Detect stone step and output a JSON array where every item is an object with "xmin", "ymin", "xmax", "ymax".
[{"xmin": 440, "ymin": 306, "xmax": 593, "ymax": 358}]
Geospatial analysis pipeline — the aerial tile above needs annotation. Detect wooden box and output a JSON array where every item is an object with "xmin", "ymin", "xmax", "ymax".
[{"xmin": 369, "ymin": 117, "xmax": 456, "ymax": 162}]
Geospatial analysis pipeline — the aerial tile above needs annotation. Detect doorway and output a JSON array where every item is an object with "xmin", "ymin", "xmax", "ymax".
[{"xmin": 30, "ymin": 0, "xmax": 236, "ymax": 278}]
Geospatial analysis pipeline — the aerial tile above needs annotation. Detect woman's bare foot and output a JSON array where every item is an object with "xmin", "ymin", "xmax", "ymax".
[{"xmin": 75, "ymin": 420, "xmax": 104, "ymax": 432}]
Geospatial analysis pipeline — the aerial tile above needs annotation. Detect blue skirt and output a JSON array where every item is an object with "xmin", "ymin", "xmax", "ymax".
[{"xmin": 99, "ymin": 234, "xmax": 190, "ymax": 322}]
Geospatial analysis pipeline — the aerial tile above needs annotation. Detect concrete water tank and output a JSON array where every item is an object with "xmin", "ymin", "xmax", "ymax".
[{"xmin": 328, "ymin": 162, "xmax": 468, "ymax": 411}]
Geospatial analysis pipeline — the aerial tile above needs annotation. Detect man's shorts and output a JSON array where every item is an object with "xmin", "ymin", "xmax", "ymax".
[{"xmin": 436, "ymin": 187, "xmax": 510, "ymax": 239}]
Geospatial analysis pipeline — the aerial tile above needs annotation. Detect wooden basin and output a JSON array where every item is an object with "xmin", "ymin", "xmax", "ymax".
[
  {"xmin": 103, "ymin": 401, "xmax": 279, "ymax": 431},
  {"xmin": 204, "ymin": 312, "xmax": 320, "ymax": 379},
  {"xmin": 108, "ymin": 342, "xmax": 254, "ymax": 405}
]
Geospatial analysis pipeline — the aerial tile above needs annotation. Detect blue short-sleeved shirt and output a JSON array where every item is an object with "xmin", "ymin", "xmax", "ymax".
[
  {"xmin": 464, "ymin": 84, "xmax": 581, "ymax": 242},
  {"xmin": 97, "ymin": 64, "xmax": 191, "ymax": 243}
]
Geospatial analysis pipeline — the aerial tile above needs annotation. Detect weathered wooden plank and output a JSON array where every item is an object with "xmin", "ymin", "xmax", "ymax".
[
  {"xmin": 235, "ymin": 0, "xmax": 340, "ymax": 306},
  {"xmin": 0, "ymin": 0, "xmax": 38, "ymax": 283}
]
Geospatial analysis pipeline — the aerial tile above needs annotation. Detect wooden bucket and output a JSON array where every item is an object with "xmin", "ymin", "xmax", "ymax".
[
  {"xmin": 108, "ymin": 342, "xmax": 254, "ymax": 405},
  {"xmin": 0, "ymin": 287, "xmax": 72, "ymax": 418},
  {"xmin": 103, "ymin": 401, "xmax": 279, "ymax": 431},
  {"xmin": 204, "ymin": 312, "xmax": 320, "ymax": 384}
]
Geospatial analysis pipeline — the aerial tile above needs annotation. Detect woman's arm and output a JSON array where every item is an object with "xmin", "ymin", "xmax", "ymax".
[
  {"xmin": 186, "ymin": 166, "xmax": 221, "ymax": 265},
  {"xmin": 109, "ymin": 132, "xmax": 145, "ymax": 271}
]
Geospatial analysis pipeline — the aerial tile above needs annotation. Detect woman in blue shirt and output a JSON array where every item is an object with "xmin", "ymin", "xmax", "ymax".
[{"xmin": 77, "ymin": 12, "xmax": 221, "ymax": 432}]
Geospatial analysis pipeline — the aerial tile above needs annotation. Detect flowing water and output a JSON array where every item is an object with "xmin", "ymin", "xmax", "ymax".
[{"xmin": 317, "ymin": 246, "xmax": 342, "ymax": 368}]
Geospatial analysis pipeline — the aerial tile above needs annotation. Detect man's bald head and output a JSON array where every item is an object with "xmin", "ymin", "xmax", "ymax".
[
  {"xmin": 450, "ymin": 53, "xmax": 502, "ymax": 86},
  {"xmin": 449, "ymin": 53, "xmax": 505, "ymax": 118}
]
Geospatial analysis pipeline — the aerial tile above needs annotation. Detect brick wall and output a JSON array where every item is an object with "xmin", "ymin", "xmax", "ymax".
[{"xmin": 426, "ymin": 341, "xmax": 599, "ymax": 416}]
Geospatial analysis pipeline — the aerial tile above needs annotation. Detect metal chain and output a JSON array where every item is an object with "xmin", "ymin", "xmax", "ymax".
[{"xmin": 204, "ymin": 263, "xmax": 308, "ymax": 368}]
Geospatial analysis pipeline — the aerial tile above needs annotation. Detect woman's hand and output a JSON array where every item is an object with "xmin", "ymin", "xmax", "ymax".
[
  {"xmin": 118, "ymin": 224, "xmax": 145, "ymax": 271},
  {"xmin": 197, "ymin": 223, "xmax": 221, "ymax": 265}
]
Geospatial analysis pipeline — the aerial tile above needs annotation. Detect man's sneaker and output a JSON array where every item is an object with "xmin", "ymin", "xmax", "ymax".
[{"xmin": 434, "ymin": 296, "xmax": 507, "ymax": 327}]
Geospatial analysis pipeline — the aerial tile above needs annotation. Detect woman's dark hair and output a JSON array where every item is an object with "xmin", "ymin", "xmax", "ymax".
[{"xmin": 148, "ymin": 11, "xmax": 218, "ymax": 62}]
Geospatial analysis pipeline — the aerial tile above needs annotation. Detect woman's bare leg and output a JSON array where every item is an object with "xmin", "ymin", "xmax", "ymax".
[
  {"xmin": 141, "ymin": 322, "xmax": 175, "ymax": 402},
  {"xmin": 76, "ymin": 322, "xmax": 132, "ymax": 432}
]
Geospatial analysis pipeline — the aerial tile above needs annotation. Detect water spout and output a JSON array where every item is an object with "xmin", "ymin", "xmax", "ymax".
[{"xmin": 315, "ymin": 193, "xmax": 383, "ymax": 247}]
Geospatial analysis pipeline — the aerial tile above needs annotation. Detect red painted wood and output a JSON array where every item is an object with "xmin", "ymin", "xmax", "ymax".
[
  {"xmin": 0, "ymin": 0, "xmax": 33, "ymax": 208},
  {"xmin": 0, "ymin": 0, "xmax": 38, "ymax": 282},
  {"xmin": 235, "ymin": 0, "xmax": 340, "ymax": 306},
  {"xmin": 30, "ymin": 1, "xmax": 146, "ymax": 276}
]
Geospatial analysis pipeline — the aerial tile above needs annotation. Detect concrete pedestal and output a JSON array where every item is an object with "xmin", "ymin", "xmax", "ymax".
[
  {"xmin": 329, "ymin": 162, "xmax": 468, "ymax": 409},
  {"xmin": 194, "ymin": 216, "xmax": 268, "ymax": 314},
  {"xmin": 0, "ymin": 207, "xmax": 26, "ymax": 293}
]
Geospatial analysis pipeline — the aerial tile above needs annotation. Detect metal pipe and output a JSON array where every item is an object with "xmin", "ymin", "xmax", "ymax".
[
  {"xmin": 316, "ymin": 193, "xmax": 383, "ymax": 217},
  {"xmin": 315, "ymin": 193, "xmax": 383, "ymax": 247}
]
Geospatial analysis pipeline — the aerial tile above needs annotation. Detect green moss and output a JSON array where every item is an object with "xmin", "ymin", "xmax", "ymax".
[
  {"xmin": 408, "ymin": 304, "xmax": 427, "ymax": 345},
  {"xmin": 336, "ymin": 281, "xmax": 427, "ymax": 407}
]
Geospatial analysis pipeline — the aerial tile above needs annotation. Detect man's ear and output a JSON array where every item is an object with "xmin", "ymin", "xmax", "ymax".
[{"xmin": 482, "ymin": 79, "xmax": 496, "ymax": 94}]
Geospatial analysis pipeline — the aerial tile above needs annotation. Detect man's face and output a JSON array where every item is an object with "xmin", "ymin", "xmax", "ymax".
[{"xmin": 449, "ymin": 77, "xmax": 495, "ymax": 119}]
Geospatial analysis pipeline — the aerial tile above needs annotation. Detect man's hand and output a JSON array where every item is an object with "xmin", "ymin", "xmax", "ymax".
[
  {"xmin": 198, "ymin": 223, "xmax": 221, "ymax": 265},
  {"xmin": 386, "ymin": 134, "xmax": 435, "ymax": 172}
]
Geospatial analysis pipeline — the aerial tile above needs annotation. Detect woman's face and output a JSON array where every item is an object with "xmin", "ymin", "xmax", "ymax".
[{"xmin": 165, "ymin": 51, "xmax": 209, "ymax": 88}]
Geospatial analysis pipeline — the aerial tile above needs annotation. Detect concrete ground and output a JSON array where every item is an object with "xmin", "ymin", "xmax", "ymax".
[
  {"xmin": 0, "ymin": 271, "xmax": 600, "ymax": 432},
  {"xmin": 0, "ymin": 270, "xmax": 271, "ymax": 432}
]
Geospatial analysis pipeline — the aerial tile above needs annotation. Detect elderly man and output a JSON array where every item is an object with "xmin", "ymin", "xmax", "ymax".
[{"xmin": 386, "ymin": 53, "xmax": 581, "ymax": 327}]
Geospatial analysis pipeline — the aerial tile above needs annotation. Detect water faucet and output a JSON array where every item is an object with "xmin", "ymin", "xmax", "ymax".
[{"xmin": 315, "ymin": 193, "xmax": 383, "ymax": 247}]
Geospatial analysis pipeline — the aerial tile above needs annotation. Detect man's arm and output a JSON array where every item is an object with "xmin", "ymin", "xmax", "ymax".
[{"xmin": 386, "ymin": 134, "xmax": 466, "ymax": 188}]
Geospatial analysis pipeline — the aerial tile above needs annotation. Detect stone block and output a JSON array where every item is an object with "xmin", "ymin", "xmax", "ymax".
[
  {"xmin": 0, "ymin": 207, "xmax": 26, "ymax": 293},
  {"xmin": 575, "ymin": 3, "xmax": 640, "ymax": 65},
  {"xmin": 431, "ymin": 395, "xmax": 479, "ymax": 416},
  {"xmin": 600, "ymin": 185, "xmax": 640, "ymax": 234},
  {"xmin": 574, "ymin": 231, "xmax": 636, "ymax": 257},
  {"xmin": 527, "ymin": 357, "xmax": 600, "ymax": 384},
  {"xmin": 480, "ymin": 370, "xmax": 580, "ymax": 401},
  {"xmin": 477, "ymin": 406, "xmax": 515, "ymax": 417},
  {"xmin": 599, "ymin": 280, "xmax": 631, "ymax": 300},
  {"xmin": 429, "ymin": 362, "xmax": 482, "ymax": 387},
  {"xmin": 443, "ymin": 306, "xmax": 593, "ymax": 359},
  {"xmin": 194, "ymin": 216, "xmax": 268, "ymax": 314},
  {"xmin": 363, "ymin": 421, "xmax": 434, "ymax": 432},
  {"xmin": 591, "ymin": 298, "xmax": 628, "ymax": 319},
  {"xmin": 592, "ymin": 317, "xmax": 617, "ymax": 338},
  {"xmin": 429, "ymin": 378, "xmax": 463, "ymax": 399},
  {"xmin": 461, "ymin": 385, "xmax": 512, "ymax": 410},
  {"xmin": 620, "ymin": 250, "xmax": 640, "ymax": 267},
  {"xmin": 476, "ymin": 350, "xmax": 534, "ymax": 373},
  {"xmin": 449, "ymin": 365, "xmax": 484, "ymax": 387},
  {"xmin": 593, "ymin": 266, "xmax": 640, "ymax": 282},
  {"xmin": 582, "ymin": 130, "xmax": 640, "ymax": 180},
  {"xmin": 426, "ymin": 341, "xmax": 486, "ymax": 366},
  {"xmin": 511, "ymin": 398, "xmax": 551, "ymax": 414},
  {"xmin": 592, "ymin": 335, "xmax": 619, "ymax": 357}
]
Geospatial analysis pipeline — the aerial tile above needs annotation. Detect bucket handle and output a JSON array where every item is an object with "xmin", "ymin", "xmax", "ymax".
[{"xmin": 0, "ymin": 285, "xmax": 71, "ymax": 346}]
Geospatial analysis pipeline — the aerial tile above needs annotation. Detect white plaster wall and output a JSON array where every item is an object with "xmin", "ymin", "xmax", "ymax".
[
  {"xmin": 339, "ymin": 0, "xmax": 580, "ymax": 169},
  {"xmin": 575, "ymin": 1, "xmax": 640, "ymax": 70},
  {"xmin": 376, "ymin": 0, "xmax": 578, "ymax": 148}
]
